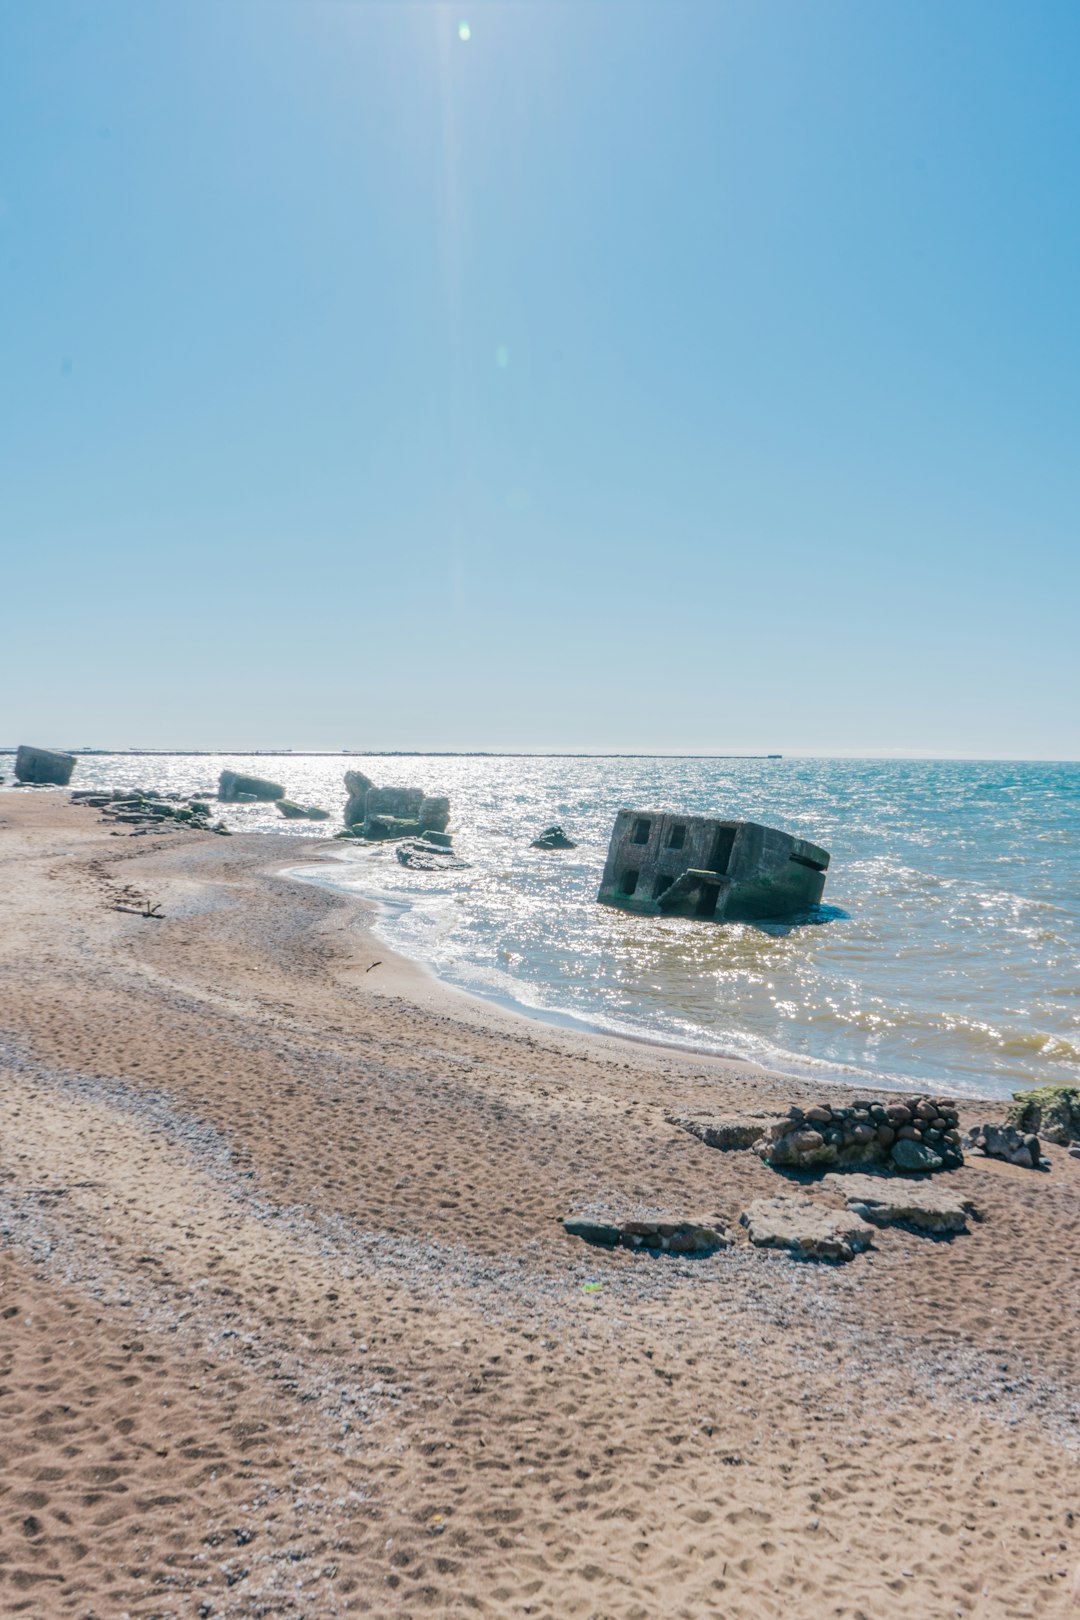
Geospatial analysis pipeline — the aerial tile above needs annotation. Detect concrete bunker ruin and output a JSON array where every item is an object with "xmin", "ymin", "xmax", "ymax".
[{"xmin": 597, "ymin": 812, "xmax": 830, "ymax": 922}]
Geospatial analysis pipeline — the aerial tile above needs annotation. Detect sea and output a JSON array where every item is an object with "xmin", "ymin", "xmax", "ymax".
[{"xmin": 32, "ymin": 753, "xmax": 1080, "ymax": 1102}]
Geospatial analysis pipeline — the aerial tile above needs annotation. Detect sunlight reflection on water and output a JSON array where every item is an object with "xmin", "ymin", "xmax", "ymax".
[{"xmin": 53, "ymin": 753, "xmax": 1080, "ymax": 1099}]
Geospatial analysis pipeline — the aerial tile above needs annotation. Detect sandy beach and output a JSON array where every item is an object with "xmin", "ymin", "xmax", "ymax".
[{"xmin": 1, "ymin": 791, "xmax": 1077, "ymax": 1619}]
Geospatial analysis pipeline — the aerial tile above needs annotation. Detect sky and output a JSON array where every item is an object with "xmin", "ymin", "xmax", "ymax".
[{"xmin": 1, "ymin": 0, "xmax": 1078, "ymax": 756}]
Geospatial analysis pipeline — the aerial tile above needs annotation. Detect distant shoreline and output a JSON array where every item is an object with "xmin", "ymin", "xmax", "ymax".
[{"xmin": 0, "ymin": 748, "xmax": 785, "ymax": 759}]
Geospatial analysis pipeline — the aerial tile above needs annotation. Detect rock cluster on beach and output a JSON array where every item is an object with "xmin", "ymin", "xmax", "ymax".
[
  {"xmin": 71, "ymin": 788, "xmax": 231, "ymax": 836},
  {"xmin": 963, "ymin": 1121, "xmax": 1043, "ymax": 1170},
  {"xmin": 1006, "ymin": 1086, "xmax": 1080, "ymax": 1146},
  {"xmin": 758, "ymin": 1095, "xmax": 963, "ymax": 1173}
]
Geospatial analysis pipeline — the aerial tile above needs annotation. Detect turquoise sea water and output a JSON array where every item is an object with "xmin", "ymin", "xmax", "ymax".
[{"xmin": 39, "ymin": 754, "xmax": 1080, "ymax": 1100}]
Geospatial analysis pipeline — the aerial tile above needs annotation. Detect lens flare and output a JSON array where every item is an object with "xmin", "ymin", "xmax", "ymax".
[{"xmin": 458, "ymin": 21, "xmax": 471, "ymax": 41}]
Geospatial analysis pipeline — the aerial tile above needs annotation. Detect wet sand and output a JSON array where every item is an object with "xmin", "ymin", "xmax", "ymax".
[{"xmin": 0, "ymin": 792, "xmax": 1077, "ymax": 1618}]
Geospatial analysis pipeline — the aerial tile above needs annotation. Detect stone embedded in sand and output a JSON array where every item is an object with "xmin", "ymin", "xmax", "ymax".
[
  {"xmin": 563, "ymin": 1212, "xmax": 729, "ymax": 1255},
  {"xmin": 15, "ymin": 744, "xmax": 76, "ymax": 785},
  {"xmin": 821, "ymin": 1174, "xmax": 977, "ymax": 1234},
  {"xmin": 666, "ymin": 1112, "xmax": 782, "ymax": 1151},
  {"xmin": 739, "ymin": 1195, "xmax": 874, "ymax": 1262},
  {"xmin": 964, "ymin": 1122, "xmax": 1043, "ymax": 1170}
]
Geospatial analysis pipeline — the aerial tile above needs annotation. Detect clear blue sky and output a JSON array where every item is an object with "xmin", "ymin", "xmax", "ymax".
[{"xmin": 2, "ymin": 0, "xmax": 1078, "ymax": 755}]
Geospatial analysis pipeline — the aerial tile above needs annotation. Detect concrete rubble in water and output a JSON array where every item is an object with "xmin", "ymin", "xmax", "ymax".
[
  {"xmin": 15, "ymin": 744, "xmax": 77, "ymax": 785},
  {"xmin": 338, "ymin": 772, "xmax": 452, "ymax": 844},
  {"xmin": 597, "ymin": 812, "xmax": 829, "ymax": 922}
]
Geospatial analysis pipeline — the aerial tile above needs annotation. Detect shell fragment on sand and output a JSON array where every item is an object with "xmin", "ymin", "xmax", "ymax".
[
  {"xmin": 821, "ymin": 1174, "xmax": 977, "ymax": 1234},
  {"xmin": 739, "ymin": 1195, "xmax": 874, "ymax": 1262}
]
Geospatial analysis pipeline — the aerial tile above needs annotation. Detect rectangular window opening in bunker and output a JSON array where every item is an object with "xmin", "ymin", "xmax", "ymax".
[
  {"xmin": 695, "ymin": 881, "xmax": 720, "ymax": 919},
  {"xmin": 632, "ymin": 818, "xmax": 652, "ymax": 845},
  {"xmin": 653, "ymin": 873, "xmax": 674, "ymax": 898},
  {"xmin": 667, "ymin": 824, "xmax": 686, "ymax": 850},
  {"xmin": 711, "ymin": 825, "xmax": 738, "ymax": 873},
  {"xmin": 621, "ymin": 869, "xmax": 640, "ymax": 896}
]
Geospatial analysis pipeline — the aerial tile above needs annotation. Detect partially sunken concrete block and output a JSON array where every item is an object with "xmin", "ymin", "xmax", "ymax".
[
  {"xmin": 740, "ymin": 1195, "xmax": 874, "ymax": 1262},
  {"xmin": 597, "ymin": 812, "xmax": 829, "ymax": 921},
  {"xmin": 563, "ymin": 1211, "xmax": 729, "ymax": 1255},
  {"xmin": 821, "ymin": 1174, "xmax": 977, "ymax": 1234},
  {"xmin": 667, "ymin": 1112, "xmax": 783, "ymax": 1151},
  {"xmin": 15, "ymin": 745, "xmax": 76, "ymax": 785},
  {"xmin": 218, "ymin": 770, "xmax": 284, "ymax": 802}
]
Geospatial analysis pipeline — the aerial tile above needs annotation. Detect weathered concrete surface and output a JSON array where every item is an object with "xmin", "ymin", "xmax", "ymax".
[
  {"xmin": 739, "ymin": 1195, "xmax": 874, "ymax": 1262},
  {"xmin": 821, "ymin": 1174, "xmax": 977, "ymax": 1234},
  {"xmin": 667, "ymin": 1111, "xmax": 782, "ymax": 1151},
  {"xmin": 15, "ymin": 745, "xmax": 76, "ymax": 785},
  {"xmin": 1007, "ymin": 1087, "xmax": 1080, "ymax": 1146},
  {"xmin": 366, "ymin": 786, "xmax": 425, "ymax": 822},
  {"xmin": 343, "ymin": 769, "xmax": 376, "ymax": 826},
  {"xmin": 419, "ymin": 796, "xmax": 451, "ymax": 833},
  {"xmin": 563, "ymin": 1211, "xmax": 729, "ymax": 1255},
  {"xmin": 597, "ymin": 812, "xmax": 829, "ymax": 921},
  {"xmin": 276, "ymin": 800, "xmax": 330, "ymax": 821},
  {"xmin": 218, "ymin": 770, "xmax": 284, "ymax": 802}
]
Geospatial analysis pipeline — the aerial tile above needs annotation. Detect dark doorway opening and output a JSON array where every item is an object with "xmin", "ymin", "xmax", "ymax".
[
  {"xmin": 695, "ymin": 881, "xmax": 720, "ymax": 918},
  {"xmin": 711, "ymin": 825, "xmax": 737, "ymax": 873}
]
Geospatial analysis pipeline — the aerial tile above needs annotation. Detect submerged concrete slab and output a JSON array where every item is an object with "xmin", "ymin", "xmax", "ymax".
[{"xmin": 597, "ymin": 812, "xmax": 829, "ymax": 921}]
